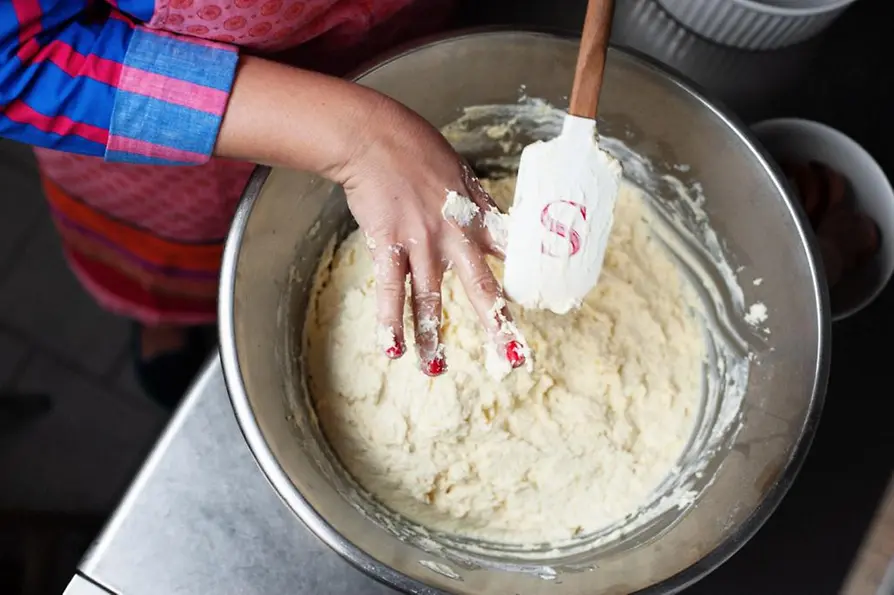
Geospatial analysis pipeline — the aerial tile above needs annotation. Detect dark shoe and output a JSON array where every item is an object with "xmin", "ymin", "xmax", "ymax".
[{"xmin": 131, "ymin": 323, "xmax": 216, "ymax": 411}]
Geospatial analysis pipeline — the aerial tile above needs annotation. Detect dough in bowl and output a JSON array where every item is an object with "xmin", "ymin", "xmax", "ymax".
[{"xmin": 306, "ymin": 177, "xmax": 705, "ymax": 545}]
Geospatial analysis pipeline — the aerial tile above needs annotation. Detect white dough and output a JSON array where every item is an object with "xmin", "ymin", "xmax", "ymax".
[{"xmin": 306, "ymin": 178, "xmax": 705, "ymax": 545}]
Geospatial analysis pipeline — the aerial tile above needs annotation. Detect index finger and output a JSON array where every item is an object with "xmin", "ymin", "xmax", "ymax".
[
  {"xmin": 461, "ymin": 165, "xmax": 509, "ymax": 258},
  {"xmin": 448, "ymin": 236, "xmax": 530, "ymax": 379}
]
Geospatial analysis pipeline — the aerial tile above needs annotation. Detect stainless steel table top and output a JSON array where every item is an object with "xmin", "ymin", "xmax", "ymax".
[{"xmin": 65, "ymin": 358, "xmax": 394, "ymax": 595}]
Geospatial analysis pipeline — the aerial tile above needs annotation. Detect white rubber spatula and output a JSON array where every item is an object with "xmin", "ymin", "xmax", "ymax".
[{"xmin": 503, "ymin": 0, "xmax": 622, "ymax": 315}]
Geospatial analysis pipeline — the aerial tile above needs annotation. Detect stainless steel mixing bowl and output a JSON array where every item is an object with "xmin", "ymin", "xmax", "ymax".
[{"xmin": 219, "ymin": 30, "xmax": 829, "ymax": 594}]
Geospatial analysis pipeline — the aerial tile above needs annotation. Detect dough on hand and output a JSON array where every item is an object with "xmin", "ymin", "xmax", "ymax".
[{"xmin": 305, "ymin": 178, "xmax": 705, "ymax": 545}]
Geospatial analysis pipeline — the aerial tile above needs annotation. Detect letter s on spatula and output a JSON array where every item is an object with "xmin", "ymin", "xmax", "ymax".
[{"xmin": 503, "ymin": 0, "xmax": 622, "ymax": 315}]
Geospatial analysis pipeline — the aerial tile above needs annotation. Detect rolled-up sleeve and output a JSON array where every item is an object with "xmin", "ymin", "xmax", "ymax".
[{"xmin": 0, "ymin": 1, "xmax": 239, "ymax": 166}]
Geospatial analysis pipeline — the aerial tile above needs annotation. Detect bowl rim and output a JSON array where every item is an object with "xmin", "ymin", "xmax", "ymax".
[
  {"xmin": 751, "ymin": 116, "xmax": 894, "ymax": 321},
  {"xmin": 679, "ymin": 0, "xmax": 857, "ymax": 17},
  {"xmin": 219, "ymin": 27, "xmax": 830, "ymax": 595}
]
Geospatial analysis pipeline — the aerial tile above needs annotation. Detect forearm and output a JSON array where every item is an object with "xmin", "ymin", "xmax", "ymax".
[
  {"xmin": 0, "ymin": 3, "xmax": 239, "ymax": 165},
  {"xmin": 215, "ymin": 56, "xmax": 385, "ymax": 181}
]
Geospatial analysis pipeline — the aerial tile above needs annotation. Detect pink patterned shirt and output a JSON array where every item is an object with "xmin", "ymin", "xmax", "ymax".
[
  {"xmin": 9, "ymin": 0, "xmax": 452, "ymax": 240},
  {"xmin": 1, "ymin": 0, "xmax": 453, "ymax": 322}
]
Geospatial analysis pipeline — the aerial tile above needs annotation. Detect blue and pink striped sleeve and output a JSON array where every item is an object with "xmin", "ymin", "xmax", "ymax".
[{"xmin": 0, "ymin": 1, "xmax": 239, "ymax": 166}]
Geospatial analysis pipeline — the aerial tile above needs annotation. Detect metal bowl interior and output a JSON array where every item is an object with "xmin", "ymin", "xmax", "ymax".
[{"xmin": 220, "ymin": 30, "xmax": 829, "ymax": 595}]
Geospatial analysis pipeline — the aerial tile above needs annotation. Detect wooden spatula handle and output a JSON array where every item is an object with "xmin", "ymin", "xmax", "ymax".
[{"xmin": 569, "ymin": 0, "xmax": 615, "ymax": 119}]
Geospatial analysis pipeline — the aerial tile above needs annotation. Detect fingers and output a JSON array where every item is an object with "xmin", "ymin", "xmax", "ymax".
[
  {"xmin": 371, "ymin": 241, "xmax": 409, "ymax": 360},
  {"xmin": 461, "ymin": 165, "xmax": 509, "ymax": 258},
  {"xmin": 408, "ymin": 245, "xmax": 447, "ymax": 376},
  {"xmin": 363, "ymin": 161, "xmax": 516, "ymax": 378},
  {"xmin": 475, "ymin": 206, "xmax": 509, "ymax": 259},
  {"xmin": 448, "ymin": 237, "xmax": 529, "ymax": 377}
]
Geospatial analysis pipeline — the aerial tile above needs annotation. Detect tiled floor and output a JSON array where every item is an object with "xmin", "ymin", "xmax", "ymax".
[{"xmin": 0, "ymin": 139, "xmax": 168, "ymax": 593}]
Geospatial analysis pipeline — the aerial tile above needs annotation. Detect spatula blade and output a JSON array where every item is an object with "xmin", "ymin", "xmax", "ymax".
[{"xmin": 503, "ymin": 115, "xmax": 622, "ymax": 314}]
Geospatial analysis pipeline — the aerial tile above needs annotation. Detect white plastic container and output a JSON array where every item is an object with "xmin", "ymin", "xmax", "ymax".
[
  {"xmin": 656, "ymin": 0, "xmax": 859, "ymax": 50},
  {"xmin": 752, "ymin": 118, "xmax": 894, "ymax": 320}
]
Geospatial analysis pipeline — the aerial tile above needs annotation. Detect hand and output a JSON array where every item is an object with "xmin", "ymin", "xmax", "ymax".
[
  {"xmin": 215, "ymin": 58, "xmax": 527, "ymax": 376},
  {"xmin": 336, "ymin": 97, "xmax": 527, "ymax": 376}
]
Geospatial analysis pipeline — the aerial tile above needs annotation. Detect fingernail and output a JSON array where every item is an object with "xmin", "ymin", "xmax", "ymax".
[
  {"xmin": 385, "ymin": 341, "xmax": 405, "ymax": 359},
  {"xmin": 423, "ymin": 355, "xmax": 447, "ymax": 377},
  {"xmin": 505, "ymin": 340, "xmax": 526, "ymax": 368}
]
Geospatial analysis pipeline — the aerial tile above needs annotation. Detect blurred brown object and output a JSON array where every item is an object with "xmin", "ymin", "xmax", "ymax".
[
  {"xmin": 841, "ymin": 474, "xmax": 894, "ymax": 595},
  {"xmin": 780, "ymin": 160, "xmax": 882, "ymax": 289}
]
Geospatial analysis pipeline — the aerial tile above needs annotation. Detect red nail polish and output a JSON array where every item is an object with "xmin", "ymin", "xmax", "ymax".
[
  {"xmin": 424, "ymin": 356, "xmax": 447, "ymax": 376},
  {"xmin": 385, "ymin": 341, "xmax": 405, "ymax": 359},
  {"xmin": 505, "ymin": 340, "xmax": 526, "ymax": 368}
]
